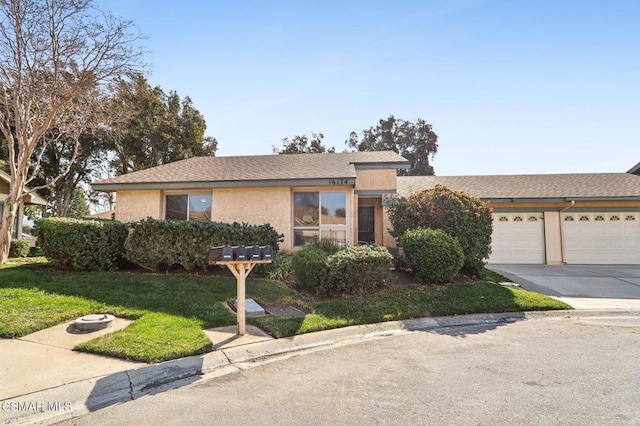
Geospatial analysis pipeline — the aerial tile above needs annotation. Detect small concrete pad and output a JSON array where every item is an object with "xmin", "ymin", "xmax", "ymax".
[
  {"xmin": 233, "ymin": 298, "xmax": 266, "ymax": 316},
  {"xmin": 203, "ymin": 325, "xmax": 273, "ymax": 350},
  {"xmin": 265, "ymin": 304, "xmax": 307, "ymax": 318},
  {"xmin": 20, "ymin": 317, "xmax": 133, "ymax": 350}
]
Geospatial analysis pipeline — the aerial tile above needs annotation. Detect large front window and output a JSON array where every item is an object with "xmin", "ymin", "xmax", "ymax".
[
  {"xmin": 293, "ymin": 191, "xmax": 347, "ymax": 247},
  {"xmin": 165, "ymin": 194, "xmax": 212, "ymax": 221}
]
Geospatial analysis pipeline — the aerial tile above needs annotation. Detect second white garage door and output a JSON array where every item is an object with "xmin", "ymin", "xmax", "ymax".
[
  {"xmin": 562, "ymin": 212, "xmax": 640, "ymax": 264},
  {"xmin": 489, "ymin": 213, "xmax": 545, "ymax": 264}
]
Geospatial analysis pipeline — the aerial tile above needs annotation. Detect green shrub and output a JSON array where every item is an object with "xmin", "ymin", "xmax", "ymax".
[
  {"xmin": 35, "ymin": 218, "xmax": 128, "ymax": 271},
  {"xmin": 398, "ymin": 228, "xmax": 464, "ymax": 283},
  {"xmin": 291, "ymin": 246, "xmax": 329, "ymax": 294},
  {"xmin": 28, "ymin": 246, "xmax": 44, "ymax": 257},
  {"xmin": 124, "ymin": 218, "xmax": 283, "ymax": 271},
  {"xmin": 9, "ymin": 240, "xmax": 30, "ymax": 258},
  {"xmin": 266, "ymin": 252, "xmax": 294, "ymax": 282},
  {"xmin": 387, "ymin": 184, "xmax": 492, "ymax": 277},
  {"xmin": 322, "ymin": 245, "xmax": 393, "ymax": 296}
]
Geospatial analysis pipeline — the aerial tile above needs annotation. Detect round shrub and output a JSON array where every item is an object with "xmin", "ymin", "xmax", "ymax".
[
  {"xmin": 398, "ymin": 228, "xmax": 464, "ymax": 283},
  {"xmin": 322, "ymin": 245, "xmax": 393, "ymax": 296},
  {"xmin": 291, "ymin": 246, "xmax": 329, "ymax": 294}
]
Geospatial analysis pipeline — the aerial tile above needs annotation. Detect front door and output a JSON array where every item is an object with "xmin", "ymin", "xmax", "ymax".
[{"xmin": 358, "ymin": 207, "xmax": 375, "ymax": 244}]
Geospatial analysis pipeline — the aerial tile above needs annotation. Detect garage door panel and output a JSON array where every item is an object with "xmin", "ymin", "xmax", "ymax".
[
  {"xmin": 563, "ymin": 213, "xmax": 640, "ymax": 264},
  {"xmin": 489, "ymin": 213, "xmax": 545, "ymax": 264}
]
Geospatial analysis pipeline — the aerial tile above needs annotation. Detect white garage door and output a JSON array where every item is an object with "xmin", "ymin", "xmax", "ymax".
[
  {"xmin": 489, "ymin": 213, "xmax": 545, "ymax": 264},
  {"xmin": 562, "ymin": 212, "xmax": 640, "ymax": 264}
]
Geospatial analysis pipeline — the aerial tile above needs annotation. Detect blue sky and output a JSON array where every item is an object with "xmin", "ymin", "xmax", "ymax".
[{"xmin": 98, "ymin": 0, "xmax": 639, "ymax": 175}]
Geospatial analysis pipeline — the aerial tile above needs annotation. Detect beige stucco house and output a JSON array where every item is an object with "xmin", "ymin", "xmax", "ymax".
[
  {"xmin": 93, "ymin": 152, "xmax": 640, "ymax": 265},
  {"xmin": 92, "ymin": 151, "xmax": 410, "ymax": 250},
  {"xmin": 0, "ymin": 170, "xmax": 47, "ymax": 239},
  {"xmin": 396, "ymin": 172, "xmax": 640, "ymax": 265}
]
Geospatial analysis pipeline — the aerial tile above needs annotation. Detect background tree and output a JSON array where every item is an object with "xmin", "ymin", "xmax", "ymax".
[
  {"xmin": 273, "ymin": 132, "xmax": 335, "ymax": 154},
  {"xmin": 32, "ymin": 128, "xmax": 108, "ymax": 217},
  {"xmin": 346, "ymin": 115, "xmax": 438, "ymax": 175},
  {"xmin": 107, "ymin": 74, "xmax": 217, "ymax": 175},
  {"xmin": 67, "ymin": 187, "xmax": 90, "ymax": 218},
  {"xmin": 0, "ymin": 0, "xmax": 145, "ymax": 262}
]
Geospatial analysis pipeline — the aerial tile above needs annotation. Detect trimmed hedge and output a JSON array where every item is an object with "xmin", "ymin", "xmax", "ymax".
[
  {"xmin": 323, "ymin": 245, "xmax": 393, "ymax": 296},
  {"xmin": 125, "ymin": 218, "xmax": 283, "ymax": 271},
  {"xmin": 9, "ymin": 240, "xmax": 30, "ymax": 258},
  {"xmin": 292, "ymin": 244, "xmax": 393, "ymax": 297},
  {"xmin": 398, "ymin": 228, "xmax": 464, "ymax": 283},
  {"xmin": 36, "ymin": 218, "xmax": 128, "ymax": 271}
]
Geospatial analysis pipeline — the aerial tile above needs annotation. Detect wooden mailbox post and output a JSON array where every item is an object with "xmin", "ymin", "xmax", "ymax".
[{"xmin": 209, "ymin": 246, "xmax": 272, "ymax": 335}]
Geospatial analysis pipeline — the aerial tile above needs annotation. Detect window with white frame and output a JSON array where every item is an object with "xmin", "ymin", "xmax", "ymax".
[
  {"xmin": 293, "ymin": 191, "xmax": 348, "ymax": 247},
  {"xmin": 165, "ymin": 194, "xmax": 212, "ymax": 221}
]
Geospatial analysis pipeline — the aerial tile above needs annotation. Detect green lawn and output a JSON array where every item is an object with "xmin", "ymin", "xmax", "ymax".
[{"xmin": 0, "ymin": 259, "xmax": 570, "ymax": 362}]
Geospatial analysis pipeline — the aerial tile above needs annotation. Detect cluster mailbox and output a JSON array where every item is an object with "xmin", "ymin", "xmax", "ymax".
[{"xmin": 209, "ymin": 245, "xmax": 273, "ymax": 263}]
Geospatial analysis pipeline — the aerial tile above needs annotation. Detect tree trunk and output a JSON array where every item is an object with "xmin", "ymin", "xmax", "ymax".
[
  {"xmin": 0, "ymin": 171, "xmax": 28, "ymax": 263},
  {"xmin": 0, "ymin": 199, "xmax": 19, "ymax": 263}
]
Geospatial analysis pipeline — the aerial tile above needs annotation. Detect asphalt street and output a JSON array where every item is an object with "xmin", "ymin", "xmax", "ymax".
[{"xmin": 60, "ymin": 317, "xmax": 640, "ymax": 426}]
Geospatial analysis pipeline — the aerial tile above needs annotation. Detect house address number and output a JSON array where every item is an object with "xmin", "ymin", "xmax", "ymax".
[{"xmin": 329, "ymin": 179, "xmax": 349, "ymax": 185}]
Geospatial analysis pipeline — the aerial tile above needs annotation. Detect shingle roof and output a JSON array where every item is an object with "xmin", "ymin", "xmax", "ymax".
[
  {"xmin": 93, "ymin": 151, "xmax": 408, "ymax": 189},
  {"xmin": 398, "ymin": 173, "xmax": 640, "ymax": 200}
]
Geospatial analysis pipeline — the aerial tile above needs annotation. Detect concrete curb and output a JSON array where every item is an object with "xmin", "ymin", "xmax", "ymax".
[{"xmin": 3, "ymin": 309, "xmax": 640, "ymax": 425}]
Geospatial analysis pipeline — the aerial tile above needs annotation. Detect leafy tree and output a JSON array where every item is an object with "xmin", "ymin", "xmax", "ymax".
[
  {"xmin": 107, "ymin": 74, "xmax": 217, "ymax": 174},
  {"xmin": 33, "ymin": 129, "xmax": 108, "ymax": 217},
  {"xmin": 0, "ymin": 0, "xmax": 144, "ymax": 263},
  {"xmin": 346, "ymin": 115, "xmax": 438, "ymax": 175},
  {"xmin": 273, "ymin": 132, "xmax": 335, "ymax": 154},
  {"xmin": 387, "ymin": 185, "xmax": 493, "ymax": 277}
]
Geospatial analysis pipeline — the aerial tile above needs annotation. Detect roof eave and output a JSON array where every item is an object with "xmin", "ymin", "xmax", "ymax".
[
  {"xmin": 353, "ymin": 162, "xmax": 411, "ymax": 170},
  {"xmin": 485, "ymin": 196, "xmax": 640, "ymax": 203},
  {"xmin": 92, "ymin": 177, "xmax": 358, "ymax": 192}
]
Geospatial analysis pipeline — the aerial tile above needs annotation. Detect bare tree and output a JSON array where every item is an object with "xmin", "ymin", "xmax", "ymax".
[{"xmin": 0, "ymin": 0, "xmax": 145, "ymax": 262}]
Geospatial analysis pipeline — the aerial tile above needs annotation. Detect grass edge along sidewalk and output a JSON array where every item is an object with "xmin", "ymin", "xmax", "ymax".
[{"xmin": 0, "ymin": 259, "xmax": 570, "ymax": 362}]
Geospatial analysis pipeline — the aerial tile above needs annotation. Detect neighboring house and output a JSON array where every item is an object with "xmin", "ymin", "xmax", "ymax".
[
  {"xmin": 395, "ymin": 172, "xmax": 640, "ymax": 265},
  {"xmin": 91, "ymin": 151, "xmax": 410, "ymax": 250},
  {"xmin": 0, "ymin": 170, "xmax": 47, "ymax": 239},
  {"xmin": 628, "ymin": 161, "xmax": 640, "ymax": 176}
]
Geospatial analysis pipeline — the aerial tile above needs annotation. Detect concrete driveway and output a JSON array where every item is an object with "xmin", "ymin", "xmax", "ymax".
[{"xmin": 487, "ymin": 264, "xmax": 640, "ymax": 309}]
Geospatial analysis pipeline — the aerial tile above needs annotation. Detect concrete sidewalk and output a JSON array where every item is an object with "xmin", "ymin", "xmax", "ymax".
[{"xmin": 3, "ymin": 309, "xmax": 640, "ymax": 425}]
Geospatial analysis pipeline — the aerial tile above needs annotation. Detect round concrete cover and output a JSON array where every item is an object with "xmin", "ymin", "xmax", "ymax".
[{"xmin": 74, "ymin": 314, "xmax": 115, "ymax": 332}]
